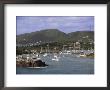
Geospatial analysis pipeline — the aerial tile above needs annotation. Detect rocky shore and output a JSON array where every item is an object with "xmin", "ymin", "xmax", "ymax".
[
  {"xmin": 86, "ymin": 53, "xmax": 94, "ymax": 58},
  {"xmin": 16, "ymin": 60, "xmax": 48, "ymax": 67}
]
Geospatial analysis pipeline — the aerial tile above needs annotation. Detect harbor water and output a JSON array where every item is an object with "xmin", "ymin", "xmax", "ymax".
[{"xmin": 16, "ymin": 54, "xmax": 94, "ymax": 74}]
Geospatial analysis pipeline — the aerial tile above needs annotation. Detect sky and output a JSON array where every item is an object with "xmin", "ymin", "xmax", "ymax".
[{"xmin": 16, "ymin": 16, "xmax": 94, "ymax": 35}]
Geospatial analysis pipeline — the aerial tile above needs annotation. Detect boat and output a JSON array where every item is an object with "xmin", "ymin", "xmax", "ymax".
[
  {"xmin": 65, "ymin": 50, "xmax": 72, "ymax": 55},
  {"xmin": 32, "ymin": 54, "xmax": 41, "ymax": 61},
  {"xmin": 79, "ymin": 54, "xmax": 86, "ymax": 57},
  {"xmin": 61, "ymin": 50, "xmax": 72, "ymax": 55},
  {"xmin": 43, "ymin": 53, "xmax": 48, "ymax": 57},
  {"xmin": 52, "ymin": 54, "xmax": 59, "ymax": 61},
  {"xmin": 36, "ymin": 54, "xmax": 41, "ymax": 60},
  {"xmin": 79, "ymin": 52, "xmax": 86, "ymax": 57}
]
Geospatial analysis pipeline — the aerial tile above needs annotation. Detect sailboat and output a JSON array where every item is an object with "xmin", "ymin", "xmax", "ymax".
[
  {"xmin": 52, "ymin": 54, "xmax": 59, "ymax": 61},
  {"xmin": 40, "ymin": 46, "xmax": 43, "ymax": 54},
  {"xmin": 43, "ymin": 48, "xmax": 48, "ymax": 57},
  {"xmin": 43, "ymin": 44, "xmax": 50, "ymax": 57},
  {"xmin": 52, "ymin": 47, "xmax": 60, "ymax": 61}
]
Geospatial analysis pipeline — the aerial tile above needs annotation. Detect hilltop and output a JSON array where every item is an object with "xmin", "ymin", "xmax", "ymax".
[{"xmin": 17, "ymin": 29, "xmax": 94, "ymax": 44}]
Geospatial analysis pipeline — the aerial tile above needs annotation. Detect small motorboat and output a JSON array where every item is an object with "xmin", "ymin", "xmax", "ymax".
[
  {"xmin": 79, "ymin": 51, "xmax": 86, "ymax": 57},
  {"xmin": 43, "ymin": 53, "xmax": 48, "ymax": 57},
  {"xmin": 52, "ymin": 54, "xmax": 59, "ymax": 61}
]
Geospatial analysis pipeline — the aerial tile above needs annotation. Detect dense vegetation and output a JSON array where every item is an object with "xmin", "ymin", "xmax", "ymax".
[
  {"xmin": 16, "ymin": 41, "xmax": 94, "ymax": 55},
  {"xmin": 16, "ymin": 29, "xmax": 94, "ymax": 55},
  {"xmin": 17, "ymin": 29, "xmax": 94, "ymax": 44}
]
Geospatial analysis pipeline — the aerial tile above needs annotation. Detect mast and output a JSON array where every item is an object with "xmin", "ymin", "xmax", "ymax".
[
  {"xmin": 40, "ymin": 46, "xmax": 43, "ymax": 53},
  {"xmin": 47, "ymin": 43, "xmax": 49, "ymax": 53}
]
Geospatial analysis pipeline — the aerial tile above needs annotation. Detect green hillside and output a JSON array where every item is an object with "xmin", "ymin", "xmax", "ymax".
[{"xmin": 17, "ymin": 29, "xmax": 94, "ymax": 44}]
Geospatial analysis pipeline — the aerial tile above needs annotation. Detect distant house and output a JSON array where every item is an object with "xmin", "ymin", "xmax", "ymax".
[{"xmin": 74, "ymin": 42, "xmax": 80, "ymax": 50}]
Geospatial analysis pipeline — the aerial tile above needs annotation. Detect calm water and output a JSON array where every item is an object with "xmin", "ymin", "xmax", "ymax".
[{"xmin": 16, "ymin": 54, "xmax": 94, "ymax": 74}]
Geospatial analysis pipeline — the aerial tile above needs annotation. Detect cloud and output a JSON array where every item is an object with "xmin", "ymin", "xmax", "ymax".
[{"xmin": 16, "ymin": 16, "xmax": 94, "ymax": 35}]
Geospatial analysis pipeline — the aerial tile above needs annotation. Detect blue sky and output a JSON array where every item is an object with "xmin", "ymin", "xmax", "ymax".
[{"xmin": 16, "ymin": 16, "xmax": 94, "ymax": 35}]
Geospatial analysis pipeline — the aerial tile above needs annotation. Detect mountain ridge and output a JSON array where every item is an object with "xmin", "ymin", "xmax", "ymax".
[{"xmin": 17, "ymin": 29, "xmax": 94, "ymax": 44}]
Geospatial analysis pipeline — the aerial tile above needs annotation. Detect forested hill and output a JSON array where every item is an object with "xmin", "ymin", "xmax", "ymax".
[{"xmin": 17, "ymin": 29, "xmax": 94, "ymax": 44}]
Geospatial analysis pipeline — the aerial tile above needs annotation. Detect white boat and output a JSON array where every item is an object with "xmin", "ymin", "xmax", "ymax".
[
  {"xmin": 62, "ymin": 50, "xmax": 72, "ymax": 55},
  {"xmin": 37, "ymin": 54, "xmax": 41, "ymax": 60},
  {"xmin": 37, "ymin": 57, "xmax": 41, "ymax": 60},
  {"xmin": 79, "ymin": 54, "xmax": 86, "ymax": 57},
  {"xmin": 43, "ymin": 53, "xmax": 48, "ymax": 57},
  {"xmin": 36, "ymin": 54, "xmax": 39, "ymax": 57},
  {"xmin": 74, "ymin": 50, "xmax": 86, "ymax": 57},
  {"xmin": 32, "ymin": 54, "xmax": 41, "ymax": 60},
  {"xmin": 59, "ymin": 51, "xmax": 62, "ymax": 55},
  {"xmin": 76, "ymin": 52, "xmax": 86, "ymax": 57},
  {"xmin": 26, "ymin": 56, "xmax": 30, "ymax": 60},
  {"xmin": 52, "ymin": 54, "xmax": 59, "ymax": 61}
]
